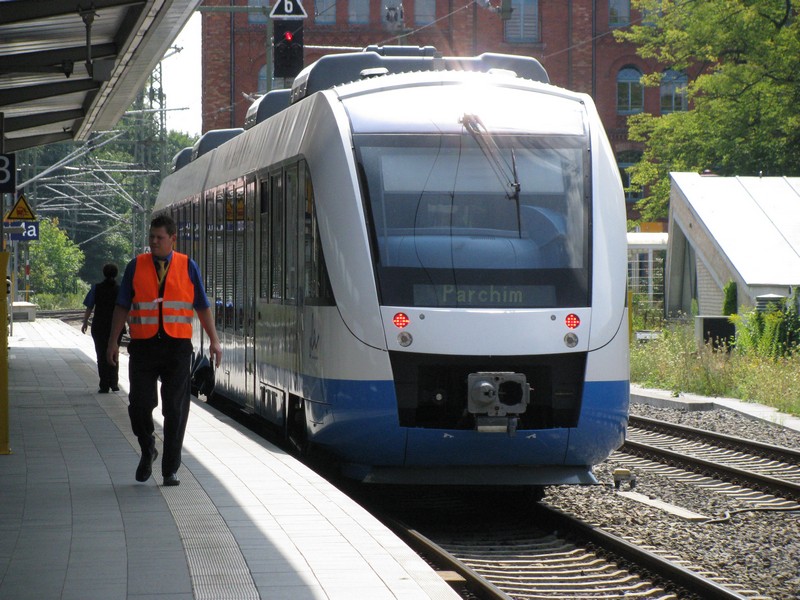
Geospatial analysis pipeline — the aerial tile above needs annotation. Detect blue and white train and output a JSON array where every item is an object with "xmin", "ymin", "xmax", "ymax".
[{"xmin": 154, "ymin": 47, "xmax": 630, "ymax": 486}]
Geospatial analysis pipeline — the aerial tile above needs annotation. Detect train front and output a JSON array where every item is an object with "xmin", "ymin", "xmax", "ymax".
[{"xmin": 334, "ymin": 73, "xmax": 628, "ymax": 485}]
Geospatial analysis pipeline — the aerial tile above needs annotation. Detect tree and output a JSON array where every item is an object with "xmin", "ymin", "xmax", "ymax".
[
  {"xmin": 79, "ymin": 229, "xmax": 132, "ymax": 285},
  {"xmin": 29, "ymin": 218, "xmax": 85, "ymax": 295},
  {"xmin": 616, "ymin": 0, "xmax": 800, "ymax": 221}
]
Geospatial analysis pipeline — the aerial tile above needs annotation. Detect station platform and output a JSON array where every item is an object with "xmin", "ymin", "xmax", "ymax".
[{"xmin": 0, "ymin": 319, "xmax": 461, "ymax": 600}]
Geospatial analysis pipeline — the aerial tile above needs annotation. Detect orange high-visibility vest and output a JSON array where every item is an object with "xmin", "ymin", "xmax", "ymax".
[{"xmin": 128, "ymin": 252, "xmax": 194, "ymax": 339}]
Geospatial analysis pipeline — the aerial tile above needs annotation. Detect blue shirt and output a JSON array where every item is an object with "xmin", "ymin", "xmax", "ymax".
[
  {"xmin": 83, "ymin": 285, "xmax": 96, "ymax": 308},
  {"xmin": 116, "ymin": 251, "xmax": 210, "ymax": 310}
]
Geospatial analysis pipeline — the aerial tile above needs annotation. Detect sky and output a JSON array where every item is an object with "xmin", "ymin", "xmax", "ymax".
[{"xmin": 160, "ymin": 12, "xmax": 202, "ymax": 137}]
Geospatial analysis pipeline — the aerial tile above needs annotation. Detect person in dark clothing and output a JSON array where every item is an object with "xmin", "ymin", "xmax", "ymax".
[
  {"xmin": 107, "ymin": 215, "xmax": 222, "ymax": 487},
  {"xmin": 82, "ymin": 263, "xmax": 125, "ymax": 393}
]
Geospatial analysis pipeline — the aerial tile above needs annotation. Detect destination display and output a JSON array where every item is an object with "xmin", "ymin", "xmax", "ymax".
[{"xmin": 413, "ymin": 283, "xmax": 556, "ymax": 307}]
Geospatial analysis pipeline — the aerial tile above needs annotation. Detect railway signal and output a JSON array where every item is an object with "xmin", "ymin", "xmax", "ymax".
[{"xmin": 273, "ymin": 20, "xmax": 304, "ymax": 78}]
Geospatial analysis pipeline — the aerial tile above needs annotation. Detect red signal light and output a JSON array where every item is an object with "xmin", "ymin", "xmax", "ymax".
[
  {"xmin": 565, "ymin": 313, "xmax": 581, "ymax": 329},
  {"xmin": 283, "ymin": 31, "xmax": 293, "ymax": 42},
  {"xmin": 393, "ymin": 313, "xmax": 410, "ymax": 328}
]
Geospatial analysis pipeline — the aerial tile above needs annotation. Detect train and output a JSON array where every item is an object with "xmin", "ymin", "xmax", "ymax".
[{"xmin": 153, "ymin": 46, "xmax": 630, "ymax": 486}]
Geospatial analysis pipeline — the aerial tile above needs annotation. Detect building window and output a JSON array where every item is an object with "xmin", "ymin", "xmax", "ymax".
[
  {"xmin": 660, "ymin": 69, "xmax": 688, "ymax": 114},
  {"xmin": 248, "ymin": 0, "xmax": 269, "ymax": 24},
  {"xmin": 415, "ymin": 0, "xmax": 435, "ymax": 25},
  {"xmin": 349, "ymin": 0, "xmax": 369, "ymax": 24},
  {"xmin": 258, "ymin": 65, "xmax": 267, "ymax": 94},
  {"xmin": 617, "ymin": 150, "xmax": 643, "ymax": 204},
  {"xmin": 504, "ymin": 0, "xmax": 539, "ymax": 43},
  {"xmin": 609, "ymin": 0, "xmax": 630, "ymax": 27},
  {"xmin": 617, "ymin": 66, "xmax": 643, "ymax": 115},
  {"xmin": 315, "ymin": 0, "xmax": 336, "ymax": 24}
]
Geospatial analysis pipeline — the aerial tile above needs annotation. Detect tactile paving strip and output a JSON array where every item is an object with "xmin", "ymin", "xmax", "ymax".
[
  {"xmin": 161, "ymin": 476, "xmax": 260, "ymax": 600},
  {"xmin": 98, "ymin": 377, "xmax": 260, "ymax": 600}
]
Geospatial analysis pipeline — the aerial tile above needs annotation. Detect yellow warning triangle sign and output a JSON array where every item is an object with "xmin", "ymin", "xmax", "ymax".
[{"xmin": 4, "ymin": 194, "xmax": 36, "ymax": 221}]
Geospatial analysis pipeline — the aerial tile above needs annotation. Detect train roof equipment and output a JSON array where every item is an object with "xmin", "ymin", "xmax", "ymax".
[
  {"xmin": 289, "ymin": 46, "xmax": 549, "ymax": 104},
  {"xmin": 171, "ymin": 147, "xmax": 193, "ymax": 173},
  {"xmin": 191, "ymin": 128, "xmax": 244, "ymax": 160},
  {"xmin": 244, "ymin": 89, "xmax": 292, "ymax": 130}
]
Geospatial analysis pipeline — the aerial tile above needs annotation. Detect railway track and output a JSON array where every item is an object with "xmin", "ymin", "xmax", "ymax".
[
  {"xmin": 344, "ymin": 415, "xmax": 800, "ymax": 599},
  {"xmin": 623, "ymin": 416, "xmax": 800, "ymax": 504},
  {"xmin": 36, "ymin": 308, "xmax": 85, "ymax": 322},
  {"xmin": 350, "ymin": 484, "xmax": 761, "ymax": 600}
]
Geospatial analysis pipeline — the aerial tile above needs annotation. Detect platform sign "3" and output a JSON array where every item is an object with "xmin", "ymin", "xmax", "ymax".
[{"xmin": 0, "ymin": 153, "xmax": 15, "ymax": 194}]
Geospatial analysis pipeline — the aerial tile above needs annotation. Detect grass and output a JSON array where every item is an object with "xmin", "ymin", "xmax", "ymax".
[{"xmin": 630, "ymin": 319, "xmax": 800, "ymax": 417}]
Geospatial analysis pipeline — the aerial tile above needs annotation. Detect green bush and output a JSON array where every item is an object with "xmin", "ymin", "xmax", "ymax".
[
  {"xmin": 730, "ymin": 292, "xmax": 800, "ymax": 358},
  {"xmin": 631, "ymin": 318, "xmax": 800, "ymax": 417},
  {"xmin": 33, "ymin": 286, "xmax": 89, "ymax": 310}
]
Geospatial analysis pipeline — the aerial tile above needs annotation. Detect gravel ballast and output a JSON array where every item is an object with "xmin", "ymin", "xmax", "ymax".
[{"xmin": 544, "ymin": 402, "xmax": 800, "ymax": 599}]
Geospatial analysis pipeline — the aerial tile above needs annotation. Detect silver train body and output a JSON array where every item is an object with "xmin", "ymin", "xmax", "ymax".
[{"xmin": 155, "ymin": 49, "xmax": 630, "ymax": 485}]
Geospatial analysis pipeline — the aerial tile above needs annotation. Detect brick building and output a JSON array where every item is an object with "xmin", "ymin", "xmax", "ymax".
[{"xmin": 201, "ymin": 0, "xmax": 685, "ymax": 209}]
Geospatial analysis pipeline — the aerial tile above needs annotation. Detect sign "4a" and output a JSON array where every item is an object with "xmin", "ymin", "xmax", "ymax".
[{"xmin": 5, "ymin": 220, "xmax": 39, "ymax": 241}]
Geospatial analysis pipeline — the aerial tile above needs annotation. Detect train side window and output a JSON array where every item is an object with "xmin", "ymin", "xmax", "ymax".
[
  {"xmin": 204, "ymin": 190, "xmax": 215, "ymax": 301},
  {"xmin": 270, "ymin": 173, "xmax": 283, "ymax": 301},
  {"xmin": 192, "ymin": 199, "xmax": 201, "ymax": 266},
  {"xmin": 259, "ymin": 179, "xmax": 270, "ymax": 298},
  {"xmin": 245, "ymin": 177, "xmax": 256, "ymax": 330},
  {"xmin": 234, "ymin": 181, "xmax": 245, "ymax": 332},
  {"xmin": 284, "ymin": 164, "xmax": 299, "ymax": 304},
  {"xmin": 224, "ymin": 185, "xmax": 236, "ymax": 330},
  {"xmin": 214, "ymin": 188, "xmax": 225, "ymax": 328},
  {"xmin": 171, "ymin": 204, "xmax": 186, "ymax": 254}
]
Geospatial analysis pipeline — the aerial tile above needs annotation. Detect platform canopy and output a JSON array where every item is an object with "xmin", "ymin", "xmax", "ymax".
[{"xmin": 0, "ymin": 0, "xmax": 199, "ymax": 153}]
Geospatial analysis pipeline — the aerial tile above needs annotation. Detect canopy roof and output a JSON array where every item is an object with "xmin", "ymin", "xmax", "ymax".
[{"xmin": 0, "ymin": 0, "xmax": 198, "ymax": 152}]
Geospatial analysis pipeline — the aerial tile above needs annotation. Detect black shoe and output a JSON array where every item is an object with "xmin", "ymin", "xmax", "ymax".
[
  {"xmin": 163, "ymin": 473, "xmax": 180, "ymax": 486},
  {"xmin": 98, "ymin": 388, "xmax": 109, "ymax": 394},
  {"xmin": 135, "ymin": 448, "xmax": 158, "ymax": 482},
  {"xmin": 110, "ymin": 386, "xmax": 120, "ymax": 392}
]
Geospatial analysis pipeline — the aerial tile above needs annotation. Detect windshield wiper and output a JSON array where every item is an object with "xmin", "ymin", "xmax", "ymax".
[
  {"xmin": 460, "ymin": 113, "xmax": 520, "ymax": 200},
  {"xmin": 460, "ymin": 113, "xmax": 522, "ymax": 235}
]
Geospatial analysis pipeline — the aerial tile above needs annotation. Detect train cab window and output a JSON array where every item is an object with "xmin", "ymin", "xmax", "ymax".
[
  {"xmin": 355, "ymin": 133, "xmax": 590, "ymax": 308},
  {"xmin": 302, "ymin": 162, "xmax": 334, "ymax": 304},
  {"xmin": 270, "ymin": 174, "xmax": 284, "ymax": 301}
]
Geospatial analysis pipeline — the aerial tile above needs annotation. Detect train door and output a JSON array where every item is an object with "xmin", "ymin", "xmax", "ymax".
[
  {"xmin": 243, "ymin": 176, "xmax": 256, "ymax": 404},
  {"xmin": 254, "ymin": 171, "xmax": 286, "ymax": 426},
  {"xmin": 284, "ymin": 162, "xmax": 302, "ymax": 384},
  {"xmin": 213, "ymin": 188, "xmax": 227, "ymax": 388}
]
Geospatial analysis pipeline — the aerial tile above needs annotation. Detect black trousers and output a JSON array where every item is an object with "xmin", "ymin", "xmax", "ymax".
[
  {"xmin": 91, "ymin": 332, "xmax": 119, "ymax": 390},
  {"xmin": 127, "ymin": 337, "xmax": 193, "ymax": 477}
]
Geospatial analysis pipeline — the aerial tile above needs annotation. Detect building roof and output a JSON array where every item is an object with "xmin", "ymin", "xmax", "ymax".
[
  {"xmin": 627, "ymin": 232, "xmax": 668, "ymax": 250},
  {"xmin": 670, "ymin": 172, "xmax": 800, "ymax": 286}
]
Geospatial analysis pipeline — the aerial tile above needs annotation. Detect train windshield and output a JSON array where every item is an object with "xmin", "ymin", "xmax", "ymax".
[{"xmin": 355, "ymin": 133, "xmax": 590, "ymax": 308}]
